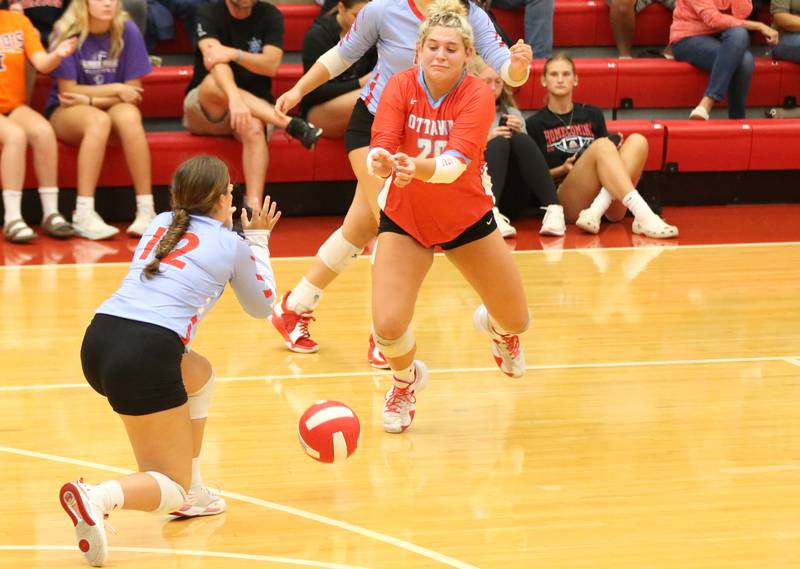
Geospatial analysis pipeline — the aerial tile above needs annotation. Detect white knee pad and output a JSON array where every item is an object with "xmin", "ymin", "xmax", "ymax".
[
  {"xmin": 188, "ymin": 372, "xmax": 214, "ymax": 421},
  {"xmin": 146, "ymin": 471, "xmax": 187, "ymax": 515},
  {"xmin": 317, "ymin": 227, "xmax": 363, "ymax": 274},
  {"xmin": 372, "ymin": 328, "xmax": 415, "ymax": 359}
]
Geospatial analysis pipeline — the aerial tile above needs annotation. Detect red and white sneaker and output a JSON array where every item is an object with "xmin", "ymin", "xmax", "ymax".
[
  {"xmin": 367, "ymin": 334, "xmax": 390, "ymax": 369},
  {"xmin": 170, "ymin": 486, "xmax": 226, "ymax": 518},
  {"xmin": 59, "ymin": 479, "xmax": 108, "ymax": 567},
  {"xmin": 383, "ymin": 360, "xmax": 429, "ymax": 433},
  {"xmin": 270, "ymin": 291, "xmax": 319, "ymax": 353},
  {"xmin": 473, "ymin": 304, "xmax": 526, "ymax": 378}
]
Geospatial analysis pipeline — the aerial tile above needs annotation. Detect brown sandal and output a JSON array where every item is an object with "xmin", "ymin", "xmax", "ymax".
[
  {"xmin": 3, "ymin": 219, "xmax": 37, "ymax": 243},
  {"xmin": 42, "ymin": 213, "xmax": 75, "ymax": 239}
]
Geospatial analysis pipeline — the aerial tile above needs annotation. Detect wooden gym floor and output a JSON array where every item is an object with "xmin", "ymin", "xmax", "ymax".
[{"xmin": 1, "ymin": 204, "xmax": 799, "ymax": 568}]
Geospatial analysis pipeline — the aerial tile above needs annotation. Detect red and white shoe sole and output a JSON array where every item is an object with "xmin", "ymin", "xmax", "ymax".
[
  {"xmin": 269, "ymin": 313, "xmax": 319, "ymax": 354},
  {"xmin": 59, "ymin": 482, "xmax": 107, "ymax": 567}
]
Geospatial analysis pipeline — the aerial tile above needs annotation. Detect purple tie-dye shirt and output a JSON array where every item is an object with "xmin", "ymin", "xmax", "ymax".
[{"xmin": 46, "ymin": 20, "xmax": 151, "ymax": 111}]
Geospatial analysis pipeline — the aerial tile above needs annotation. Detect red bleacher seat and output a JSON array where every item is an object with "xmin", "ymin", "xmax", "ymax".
[
  {"xmin": 607, "ymin": 120, "xmax": 665, "ymax": 171},
  {"xmin": 616, "ymin": 59, "xmax": 707, "ymax": 109},
  {"xmin": 662, "ymin": 120, "xmax": 752, "ymax": 172},
  {"xmin": 748, "ymin": 119, "xmax": 800, "ymax": 171},
  {"xmin": 779, "ymin": 61, "xmax": 800, "ymax": 106}
]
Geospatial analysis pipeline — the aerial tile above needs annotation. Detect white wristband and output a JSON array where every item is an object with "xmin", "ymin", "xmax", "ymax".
[
  {"xmin": 243, "ymin": 229, "xmax": 270, "ymax": 248},
  {"xmin": 500, "ymin": 60, "xmax": 529, "ymax": 88},
  {"xmin": 427, "ymin": 155, "xmax": 466, "ymax": 184}
]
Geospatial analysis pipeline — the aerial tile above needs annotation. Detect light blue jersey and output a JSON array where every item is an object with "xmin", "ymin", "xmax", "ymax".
[
  {"xmin": 337, "ymin": 0, "xmax": 511, "ymax": 114},
  {"xmin": 98, "ymin": 212, "xmax": 277, "ymax": 347}
]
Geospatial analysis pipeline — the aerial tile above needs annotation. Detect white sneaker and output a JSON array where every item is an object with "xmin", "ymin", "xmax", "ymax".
[
  {"xmin": 72, "ymin": 210, "xmax": 119, "ymax": 241},
  {"xmin": 59, "ymin": 480, "xmax": 108, "ymax": 567},
  {"xmin": 689, "ymin": 105, "xmax": 710, "ymax": 120},
  {"xmin": 492, "ymin": 207, "xmax": 516, "ymax": 238},
  {"xmin": 632, "ymin": 215, "xmax": 679, "ymax": 239},
  {"xmin": 539, "ymin": 204, "xmax": 565, "ymax": 236},
  {"xmin": 473, "ymin": 304, "xmax": 526, "ymax": 378},
  {"xmin": 170, "ymin": 486, "xmax": 227, "ymax": 518},
  {"xmin": 575, "ymin": 208, "xmax": 602, "ymax": 234},
  {"xmin": 383, "ymin": 360, "xmax": 428, "ymax": 433},
  {"xmin": 126, "ymin": 207, "xmax": 155, "ymax": 236}
]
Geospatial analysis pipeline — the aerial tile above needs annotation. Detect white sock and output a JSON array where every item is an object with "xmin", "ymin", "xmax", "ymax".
[
  {"xmin": 135, "ymin": 193, "xmax": 154, "ymax": 213},
  {"xmin": 587, "ymin": 188, "xmax": 613, "ymax": 218},
  {"xmin": 75, "ymin": 196, "xmax": 95, "ymax": 216},
  {"xmin": 190, "ymin": 457, "xmax": 203, "ymax": 491},
  {"xmin": 92, "ymin": 480, "xmax": 125, "ymax": 514},
  {"xmin": 38, "ymin": 187, "xmax": 59, "ymax": 218},
  {"xmin": 287, "ymin": 277, "xmax": 323, "ymax": 314},
  {"xmin": 621, "ymin": 190, "xmax": 655, "ymax": 221},
  {"xmin": 392, "ymin": 363, "xmax": 416, "ymax": 389},
  {"xmin": 3, "ymin": 190, "xmax": 22, "ymax": 224}
]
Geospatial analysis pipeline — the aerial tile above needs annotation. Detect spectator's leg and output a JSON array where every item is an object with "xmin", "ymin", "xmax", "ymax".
[
  {"xmin": 236, "ymin": 117, "xmax": 268, "ymax": 207},
  {"xmin": 8, "ymin": 105, "xmax": 57, "ymax": 187},
  {"xmin": 728, "ymin": 49, "xmax": 754, "ymax": 119},
  {"xmin": 671, "ymin": 33, "xmax": 727, "ymax": 115},
  {"xmin": 772, "ymin": 32, "xmax": 800, "ymax": 64},
  {"xmin": 485, "ymin": 136, "xmax": 512, "ymax": 203},
  {"xmin": 508, "ymin": 131, "xmax": 558, "ymax": 206},
  {"xmin": 107, "ymin": 103, "xmax": 152, "ymax": 197},
  {"xmin": 524, "ymin": 0, "xmax": 554, "ymax": 58},
  {"xmin": 605, "ymin": 133, "xmax": 648, "ymax": 221},
  {"xmin": 307, "ymin": 90, "xmax": 361, "ymax": 139},
  {"xmin": 0, "ymin": 114, "xmax": 28, "ymax": 193},
  {"xmin": 122, "ymin": 0, "xmax": 148, "ymax": 36},
  {"xmin": 608, "ymin": 0, "xmax": 638, "ymax": 57},
  {"xmin": 50, "ymin": 105, "xmax": 111, "ymax": 199}
]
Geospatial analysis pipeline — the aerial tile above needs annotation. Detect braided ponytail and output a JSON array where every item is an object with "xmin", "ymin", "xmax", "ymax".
[
  {"xmin": 142, "ymin": 208, "xmax": 191, "ymax": 279},
  {"xmin": 140, "ymin": 155, "xmax": 230, "ymax": 280}
]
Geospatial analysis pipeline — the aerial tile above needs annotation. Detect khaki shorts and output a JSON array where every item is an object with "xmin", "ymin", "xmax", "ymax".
[
  {"xmin": 606, "ymin": 0, "xmax": 675, "ymax": 12},
  {"xmin": 182, "ymin": 86, "xmax": 274, "ymax": 139}
]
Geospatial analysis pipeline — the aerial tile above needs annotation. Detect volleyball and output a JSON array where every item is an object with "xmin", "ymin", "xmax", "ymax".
[{"xmin": 298, "ymin": 401, "xmax": 360, "ymax": 463}]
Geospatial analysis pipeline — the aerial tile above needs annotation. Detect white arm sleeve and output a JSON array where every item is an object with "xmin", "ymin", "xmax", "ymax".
[
  {"xmin": 500, "ymin": 60, "xmax": 529, "ymax": 88},
  {"xmin": 318, "ymin": 46, "xmax": 355, "ymax": 79},
  {"xmin": 427, "ymin": 155, "xmax": 467, "ymax": 184},
  {"xmin": 230, "ymin": 230, "xmax": 277, "ymax": 318}
]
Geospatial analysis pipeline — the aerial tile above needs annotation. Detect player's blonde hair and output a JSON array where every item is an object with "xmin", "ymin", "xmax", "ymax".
[
  {"xmin": 50, "ymin": 0, "xmax": 128, "ymax": 60},
  {"xmin": 418, "ymin": 0, "xmax": 474, "ymax": 53},
  {"xmin": 143, "ymin": 156, "xmax": 231, "ymax": 280}
]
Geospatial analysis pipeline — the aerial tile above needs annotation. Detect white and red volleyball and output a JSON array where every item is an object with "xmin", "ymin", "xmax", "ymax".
[{"xmin": 298, "ymin": 401, "xmax": 360, "ymax": 463}]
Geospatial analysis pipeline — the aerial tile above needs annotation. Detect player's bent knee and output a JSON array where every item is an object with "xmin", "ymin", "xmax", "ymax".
[
  {"xmin": 372, "ymin": 327, "xmax": 415, "ymax": 358},
  {"xmin": 146, "ymin": 471, "xmax": 188, "ymax": 515},
  {"xmin": 188, "ymin": 371, "xmax": 214, "ymax": 420},
  {"xmin": 317, "ymin": 227, "xmax": 364, "ymax": 273}
]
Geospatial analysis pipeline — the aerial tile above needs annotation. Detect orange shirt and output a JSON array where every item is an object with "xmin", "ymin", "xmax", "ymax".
[{"xmin": 0, "ymin": 11, "xmax": 44, "ymax": 114}]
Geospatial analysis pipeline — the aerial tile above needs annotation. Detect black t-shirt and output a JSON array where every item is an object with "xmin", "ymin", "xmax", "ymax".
[
  {"xmin": 300, "ymin": 12, "xmax": 377, "ymax": 116},
  {"xmin": 187, "ymin": 0, "xmax": 284, "ymax": 102},
  {"xmin": 526, "ymin": 103, "xmax": 608, "ymax": 169},
  {"xmin": 16, "ymin": 0, "xmax": 70, "ymax": 47}
]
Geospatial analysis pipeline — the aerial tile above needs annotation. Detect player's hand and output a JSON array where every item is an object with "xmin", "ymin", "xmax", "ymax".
[
  {"xmin": 242, "ymin": 195, "xmax": 281, "ymax": 232},
  {"xmin": 367, "ymin": 148, "xmax": 394, "ymax": 178},
  {"xmin": 392, "ymin": 152, "xmax": 415, "ymax": 187},
  {"xmin": 228, "ymin": 97, "xmax": 252, "ymax": 132},
  {"xmin": 117, "ymin": 83, "xmax": 143, "ymax": 104},
  {"xmin": 58, "ymin": 91, "xmax": 90, "ymax": 107},
  {"xmin": 54, "ymin": 36, "xmax": 78, "ymax": 58},
  {"xmin": 509, "ymin": 39, "xmax": 532, "ymax": 74},
  {"xmin": 275, "ymin": 87, "xmax": 302, "ymax": 118}
]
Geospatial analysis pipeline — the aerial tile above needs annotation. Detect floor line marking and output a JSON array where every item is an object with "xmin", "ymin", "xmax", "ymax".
[
  {"xmin": 2, "ymin": 240, "xmax": 799, "ymax": 270},
  {"xmin": 0, "ymin": 446, "xmax": 479, "ymax": 569},
  {"xmin": 720, "ymin": 464, "xmax": 800, "ymax": 474},
  {"xmin": 1, "ymin": 355, "xmax": 798, "ymax": 393},
  {"xmin": 0, "ymin": 545, "xmax": 370, "ymax": 568}
]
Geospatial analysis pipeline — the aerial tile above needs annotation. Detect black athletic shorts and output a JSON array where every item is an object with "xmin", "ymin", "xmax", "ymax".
[
  {"xmin": 81, "ymin": 314, "xmax": 187, "ymax": 416},
  {"xmin": 378, "ymin": 208, "xmax": 496, "ymax": 250},
  {"xmin": 344, "ymin": 98, "xmax": 374, "ymax": 154}
]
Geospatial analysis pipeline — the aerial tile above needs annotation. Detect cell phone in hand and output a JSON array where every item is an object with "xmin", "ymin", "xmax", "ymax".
[
  {"xmin": 498, "ymin": 115, "xmax": 508, "ymax": 127},
  {"xmin": 608, "ymin": 133, "xmax": 622, "ymax": 146}
]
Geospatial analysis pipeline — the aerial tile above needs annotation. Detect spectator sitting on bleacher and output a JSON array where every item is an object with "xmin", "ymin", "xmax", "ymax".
[
  {"xmin": 608, "ymin": 0, "xmax": 675, "ymax": 58},
  {"xmin": 47, "ymin": 0, "xmax": 155, "ymax": 240},
  {"xmin": 183, "ymin": 0, "xmax": 322, "ymax": 209},
  {"xmin": 487, "ymin": 0, "xmax": 553, "ymax": 58},
  {"xmin": 526, "ymin": 53, "xmax": 678, "ymax": 238},
  {"xmin": 767, "ymin": 0, "xmax": 800, "ymax": 116},
  {"xmin": 301, "ymin": 0, "xmax": 377, "ymax": 139},
  {"xmin": 1, "ymin": 6, "xmax": 77, "ymax": 243},
  {"xmin": 771, "ymin": 0, "xmax": 800, "ymax": 62},
  {"xmin": 470, "ymin": 56, "xmax": 563, "ymax": 238},
  {"xmin": 670, "ymin": 0, "xmax": 778, "ymax": 120}
]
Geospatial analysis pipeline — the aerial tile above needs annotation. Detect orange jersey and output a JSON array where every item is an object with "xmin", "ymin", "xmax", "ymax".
[
  {"xmin": 371, "ymin": 67, "xmax": 495, "ymax": 248},
  {"xmin": 0, "ymin": 11, "xmax": 44, "ymax": 114}
]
